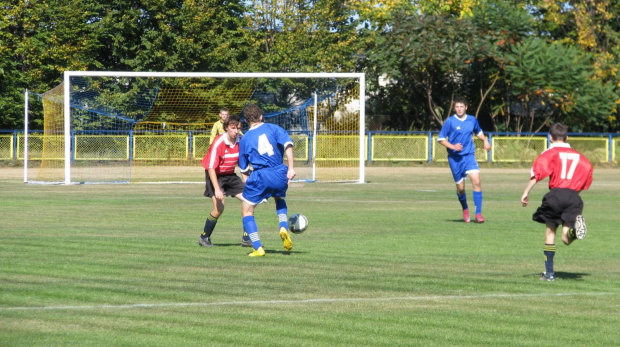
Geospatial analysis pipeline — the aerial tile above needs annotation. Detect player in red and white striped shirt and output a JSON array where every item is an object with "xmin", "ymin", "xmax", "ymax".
[
  {"xmin": 521, "ymin": 123, "xmax": 593, "ymax": 281},
  {"xmin": 198, "ymin": 115, "xmax": 250, "ymax": 247}
]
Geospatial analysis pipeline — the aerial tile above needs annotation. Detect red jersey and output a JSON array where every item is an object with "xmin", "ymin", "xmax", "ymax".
[
  {"xmin": 201, "ymin": 133, "xmax": 240, "ymax": 175},
  {"xmin": 530, "ymin": 143, "xmax": 593, "ymax": 192}
]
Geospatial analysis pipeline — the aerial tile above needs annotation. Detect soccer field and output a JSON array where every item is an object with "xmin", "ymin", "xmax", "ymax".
[{"xmin": 1, "ymin": 167, "xmax": 618, "ymax": 346}]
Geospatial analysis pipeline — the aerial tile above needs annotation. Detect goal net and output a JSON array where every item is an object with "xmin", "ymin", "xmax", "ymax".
[{"xmin": 25, "ymin": 72, "xmax": 365, "ymax": 184}]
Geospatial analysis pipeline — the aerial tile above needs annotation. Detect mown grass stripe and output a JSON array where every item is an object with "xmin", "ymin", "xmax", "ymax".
[{"xmin": 2, "ymin": 292, "xmax": 615, "ymax": 311}]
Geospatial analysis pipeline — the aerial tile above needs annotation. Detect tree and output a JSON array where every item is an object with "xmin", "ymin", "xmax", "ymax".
[
  {"xmin": 88, "ymin": 0, "xmax": 251, "ymax": 71},
  {"xmin": 530, "ymin": 0, "xmax": 620, "ymax": 130},
  {"xmin": 417, "ymin": 0, "xmax": 480, "ymax": 17},
  {"xmin": 468, "ymin": 0, "xmax": 536, "ymax": 132},
  {"xmin": 504, "ymin": 37, "xmax": 617, "ymax": 132},
  {"xmin": 368, "ymin": 12, "xmax": 483, "ymax": 129},
  {"xmin": 243, "ymin": 0, "xmax": 366, "ymax": 115},
  {"xmin": 0, "ymin": 0, "xmax": 101, "ymax": 128},
  {"xmin": 246, "ymin": 0, "xmax": 363, "ymax": 73},
  {"xmin": 0, "ymin": 0, "xmax": 252, "ymax": 129}
]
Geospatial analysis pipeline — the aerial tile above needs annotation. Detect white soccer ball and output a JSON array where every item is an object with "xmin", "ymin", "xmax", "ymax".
[{"xmin": 288, "ymin": 214, "xmax": 308, "ymax": 234}]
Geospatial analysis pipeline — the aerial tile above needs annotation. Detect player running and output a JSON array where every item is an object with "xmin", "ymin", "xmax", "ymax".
[
  {"xmin": 238, "ymin": 104, "xmax": 296, "ymax": 257},
  {"xmin": 521, "ymin": 123, "xmax": 593, "ymax": 281}
]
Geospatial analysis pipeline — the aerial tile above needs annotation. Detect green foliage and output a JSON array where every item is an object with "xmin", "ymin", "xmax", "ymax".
[
  {"xmin": 504, "ymin": 38, "xmax": 617, "ymax": 132},
  {"xmin": 247, "ymin": 0, "xmax": 364, "ymax": 73},
  {"xmin": 527, "ymin": 0, "xmax": 620, "ymax": 131},
  {"xmin": 369, "ymin": 11, "xmax": 483, "ymax": 129},
  {"xmin": 0, "ymin": 0, "xmax": 619, "ymax": 132},
  {"xmin": 0, "ymin": 0, "xmax": 251, "ymax": 129}
]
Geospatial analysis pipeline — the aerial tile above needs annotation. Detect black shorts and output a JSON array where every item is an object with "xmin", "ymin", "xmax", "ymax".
[
  {"xmin": 532, "ymin": 188, "xmax": 583, "ymax": 228},
  {"xmin": 203, "ymin": 172, "xmax": 244, "ymax": 198}
]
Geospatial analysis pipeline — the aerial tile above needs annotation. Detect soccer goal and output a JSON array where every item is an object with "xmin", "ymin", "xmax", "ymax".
[{"xmin": 24, "ymin": 72, "xmax": 366, "ymax": 184}]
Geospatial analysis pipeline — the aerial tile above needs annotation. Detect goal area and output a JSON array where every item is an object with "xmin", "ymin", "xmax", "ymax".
[{"xmin": 24, "ymin": 72, "xmax": 366, "ymax": 184}]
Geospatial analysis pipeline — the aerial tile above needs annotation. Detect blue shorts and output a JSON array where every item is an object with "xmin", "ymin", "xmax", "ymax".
[
  {"xmin": 241, "ymin": 164, "xmax": 289, "ymax": 205},
  {"xmin": 448, "ymin": 154, "xmax": 480, "ymax": 184}
]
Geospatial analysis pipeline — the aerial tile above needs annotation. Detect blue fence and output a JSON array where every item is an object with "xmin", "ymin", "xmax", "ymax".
[{"xmin": 2, "ymin": 129, "xmax": 619, "ymax": 164}]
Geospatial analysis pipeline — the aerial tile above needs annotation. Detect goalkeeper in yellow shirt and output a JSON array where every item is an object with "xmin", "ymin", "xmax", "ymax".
[
  {"xmin": 210, "ymin": 108, "xmax": 243, "ymax": 144},
  {"xmin": 209, "ymin": 108, "xmax": 230, "ymax": 145}
]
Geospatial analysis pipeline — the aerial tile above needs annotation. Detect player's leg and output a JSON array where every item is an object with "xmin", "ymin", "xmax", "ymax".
[
  {"xmin": 542, "ymin": 225, "xmax": 557, "ymax": 281},
  {"xmin": 241, "ymin": 173, "xmax": 267, "ymax": 256},
  {"xmin": 275, "ymin": 197, "xmax": 293, "ymax": 251},
  {"xmin": 455, "ymin": 180, "xmax": 470, "ymax": 222},
  {"xmin": 561, "ymin": 192, "xmax": 586, "ymax": 242},
  {"xmin": 449, "ymin": 156, "xmax": 469, "ymax": 222},
  {"xmin": 561, "ymin": 225, "xmax": 576, "ymax": 245},
  {"xmin": 269, "ymin": 166, "xmax": 293, "ymax": 251},
  {"xmin": 242, "ymin": 201, "xmax": 265, "ymax": 257},
  {"xmin": 468, "ymin": 171, "xmax": 485, "ymax": 223},
  {"xmin": 223, "ymin": 175, "xmax": 252, "ymax": 247},
  {"xmin": 200, "ymin": 197, "xmax": 224, "ymax": 247},
  {"xmin": 233, "ymin": 192, "xmax": 252, "ymax": 247}
]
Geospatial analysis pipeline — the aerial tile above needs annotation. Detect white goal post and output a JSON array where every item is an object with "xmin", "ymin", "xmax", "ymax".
[{"xmin": 29, "ymin": 71, "xmax": 366, "ymax": 184}]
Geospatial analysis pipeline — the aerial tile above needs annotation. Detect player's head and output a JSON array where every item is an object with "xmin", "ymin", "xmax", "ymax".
[
  {"xmin": 454, "ymin": 96, "xmax": 468, "ymax": 106},
  {"xmin": 219, "ymin": 108, "xmax": 229, "ymax": 121},
  {"xmin": 454, "ymin": 97, "xmax": 468, "ymax": 116},
  {"xmin": 223, "ymin": 114, "xmax": 242, "ymax": 139},
  {"xmin": 549, "ymin": 123, "xmax": 568, "ymax": 142},
  {"xmin": 243, "ymin": 104, "xmax": 263, "ymax": 124},
  {"xmin": 223, "ymin": 114, "xmax": 241, "ymax": 130}
]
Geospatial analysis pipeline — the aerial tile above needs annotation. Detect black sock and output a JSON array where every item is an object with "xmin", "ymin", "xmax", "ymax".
[
  {"xmin": 543, "ymin": 243, "xmax": 556, "ymax": 276},
  {"xmin": 202, "ymin": 214, "xmax": 218, "ymax": 239}
]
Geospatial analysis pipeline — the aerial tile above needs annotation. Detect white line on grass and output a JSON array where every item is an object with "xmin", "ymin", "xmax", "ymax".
[{"xmin": 1, "ymin": 292, "xmax": 615, "ymax": 311}]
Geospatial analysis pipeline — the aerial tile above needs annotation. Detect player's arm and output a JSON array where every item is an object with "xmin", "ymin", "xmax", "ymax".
[
  {"xmin": 208, "ymin": 168, "xmax": 224, "ymax": 201},
  {"xmin": 209, "ymin": 123, "xmax": 219, "ymax": 145},
  {"xmin": 476, "ymin": 132, "xmax": 491, "ymax": 151},
  {"xmin": 521, "ymin": 177, "xmax": 538, "ymax": 207},
  {"xmin": 437, "ymin": 120, "xmax": 462, "ymax": 151},
  {"xmin": 237, "ymin": 142, "xmax": 251, "ymax": 183},
  {"xmin": 239, "ymin": 162, "xmax": 251, "ymax": 183},
  {"xmin": 439, "ymin": 139, "xmax": 462, "ymax": 151},
  {"xmin": 284, "ymin": 144, "xmax": 296, "ymax": 182}
]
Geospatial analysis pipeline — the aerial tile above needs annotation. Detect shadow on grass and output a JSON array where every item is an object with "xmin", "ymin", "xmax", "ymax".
[
  {"xmin": 264, "ymin": 249, "xmax": 300, "ymax": 255},
  {"xmin": 211, "ymin": 242, "xmax": 252, "ymax": 247},
  {"xmin": 447, "ymin": 219, "xmax": 486, "ymax": 224},
  {"xmin": 526, "ymin": 272, "xmax": 590, "ymax": 281},
  {"xmin": 208, "ymin": 243, "xmax": 306, "ymax": 255},
  {"xmin": 553, "ymin": 271, "xmax": 590, "ymax": 280}
]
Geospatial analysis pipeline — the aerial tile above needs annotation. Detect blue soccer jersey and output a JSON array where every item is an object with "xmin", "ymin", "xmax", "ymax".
[
  {"xmin": 437, "ymin": 114, "xmax": 483, "ymax": 157},
  {"xmin": 239, "ymin": 122, "xmax": 293, "ymax": 205},
  {"xmin": 238, "ymin": 123, "xmax": 293, "ymax": 172}
]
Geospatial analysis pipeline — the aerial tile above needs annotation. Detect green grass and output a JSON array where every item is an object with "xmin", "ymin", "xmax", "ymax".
[{"xmin": 1, "ymin": 167, "xmax": 619, "ymax": 346}]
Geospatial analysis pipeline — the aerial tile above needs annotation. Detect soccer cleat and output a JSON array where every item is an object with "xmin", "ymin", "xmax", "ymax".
[
  {"xmin": 241, "ymin": 239, "xmax": 252, "ymax": 247},
  {"xmin": 574, "ymin": 215, "xmax": 587, "ymax": 240},
  {"xmin": 463, "ymin": 209, "xmax": 471, "ymax": 223},
  {"xmin": 540, "ymin": 272, "xmax": 555, "ymax": 282},
  {"xmin": 279, "ymin": 227, "xmax": 293, "ymax": 251},
  {"xmin": 474, "ymin": 214, "xmax": 485, "ymax": 223},
  {"xmin": 248, "ymin": 246, "xmax": 265, "ymax": 257},
  {"xmin": 198, "ymin": 237, "xmax": 213, "ymax": 247}
]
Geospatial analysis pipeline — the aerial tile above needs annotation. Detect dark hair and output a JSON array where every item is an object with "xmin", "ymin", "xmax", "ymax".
[
  {"xmin": 454, "ymin": 96, "xmax": 468, "ymax": 106},
  {"xmin": 243, "ymin": 104, "xmax": 263, "ymax": 124},
  {"xmin": 549, "ymin": 123, "xmax": 568, "ymax": 141},
  {"xmin": 223, "ymin": 114, "xmax": 241, "ymax": 130}
]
